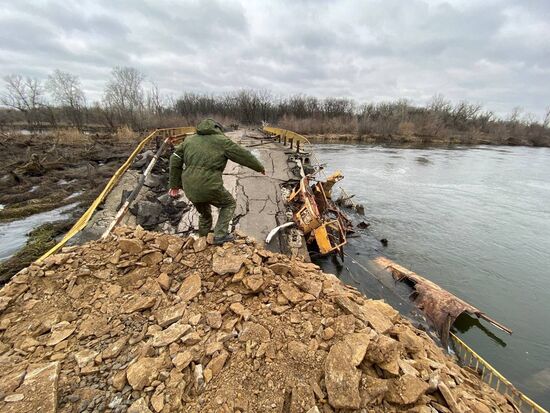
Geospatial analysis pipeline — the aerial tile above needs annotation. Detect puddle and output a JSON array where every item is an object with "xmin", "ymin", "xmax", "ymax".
[{"xmin": 0, "ymin": 203, "xmax": 77, "ymax": 262}]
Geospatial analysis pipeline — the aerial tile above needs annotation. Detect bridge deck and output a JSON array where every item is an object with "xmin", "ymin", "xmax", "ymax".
[{"xmin": 80, "ymin": 128, "xmax": 307, "ymax": 257}]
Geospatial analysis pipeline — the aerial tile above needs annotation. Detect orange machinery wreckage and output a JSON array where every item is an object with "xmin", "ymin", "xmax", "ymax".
[{"xmin": 287, "ymin": 170, "xmax": 353, "ymax": 257}]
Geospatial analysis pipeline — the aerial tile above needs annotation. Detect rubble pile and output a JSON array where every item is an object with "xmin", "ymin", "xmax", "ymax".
[{"xmin": 0, "ymin": 227, "xmax": 516, "ymax": 412}]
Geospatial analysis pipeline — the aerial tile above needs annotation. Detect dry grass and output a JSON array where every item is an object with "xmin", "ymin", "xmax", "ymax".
[
  {"xmin": 51, "ymin": 127, "xmax": 91, "ymax": 145},
  {"xmin": 114, "ymin": 125, "xmax": 137, "ymax": 140}
]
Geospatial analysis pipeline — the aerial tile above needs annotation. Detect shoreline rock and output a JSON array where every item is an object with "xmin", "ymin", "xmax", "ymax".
[{"xmin": 0, "ymin": 226, "xmax": 518, "ymax": 412}]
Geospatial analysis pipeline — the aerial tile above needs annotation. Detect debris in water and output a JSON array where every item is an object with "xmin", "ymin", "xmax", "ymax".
[
  {"xmin": 373, "ymin": 256, "xmax": 513, "ymax": 346},
  {"xmin": 357, "ymin": 221, "xmax": 370, "ymax": 229}
]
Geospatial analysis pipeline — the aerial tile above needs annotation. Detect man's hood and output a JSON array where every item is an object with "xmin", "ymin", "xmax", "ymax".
[{"xmin": 196, "ymin": 118, "xmax": 223, "ymax": 135}]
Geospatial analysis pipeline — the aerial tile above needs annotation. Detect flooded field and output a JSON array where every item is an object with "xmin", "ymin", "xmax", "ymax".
[
  {"xmin": 313, "ymin": 143, "xmax": 550, "ymax": 408},
  {"xmin": 0, "ymin": 132, "xmax": 140, "ymax": 281}
]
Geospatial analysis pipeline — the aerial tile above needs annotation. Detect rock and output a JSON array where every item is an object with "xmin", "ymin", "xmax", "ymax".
[
  {"xmin": 438, "ymin": 382, "xmax": 463, "ymax": 413},
  {"xmin": 287, "ymin": 340, "xmax": 308, "ymax": 359},
  {"xmin": 280, "ymin": 282, "xmax": 303, "ymax": 303},
  {"xmin": 290, "ymin": 383, "xmax": 316, "ymax": 413},
  {"xmin": 123, "ymin": 294, "xmax": 157, "ymax": 314},
  {"xmin": 144, "ymin": 173, "xmax": 163, "ymax": 188},
  {"xmin": 128, "ymin": 397, "xmax": 153, "ymax": 413},
  {"xmin": 172, "ymin": 350, "xmax": 193, "ymax": 370},
  {"xmin": 166, "ymin": 236, "xmax": 185, "ymax": 258},
  {"xmin": 188, "ymin": 313, "xmax": 202, "ymax": 325},
  {"xmin": 132, "ymin": 201, "xmax": 164, "ymax": 228},
  {"xmin": 205, "ymin": 341, "xmax": 224, "ymax": 356},
  {"xmin": 0, "ymin": 369, "xmax": 26, "ymax": 395},
  {"xmin": 3, "ymin": 362, "xmax": 60, "ymax": 413},
  {"xmin": 102, "ymin": 336, "xmax": 129, "ymax": 359},
  {"xmin": 111, "ymin": 369, "xmax": 127, "ymax": 391},
  {"xmin": 335, "ymin": 296, "xmax": 393, "ymax": 333},
  {"xmin": 156, "ymin": 273, "xmax": 171, "ymax": 290},
  {"xmin": 212, "ymin": 248, "xmax": 247, "ymax": 275},
  {"xmin": 269, "ymin": 262, "xmax": 291, "ymax": 275},
  {"xmin": 181, "ymin": 331, "xmax": 202, "ymax": 345},
  {"xmin": 385, "ymin": 374, "xmax": 429, "ymax": 405},
  {"xmin": 17, "ymin": 336, "xmax": 40, "ymax": 351},
  {"xmin": 127, "ymin": 357, "xmax": 165, "ymax": 391},
  {"xmin": 142, "ymin": 251, "xmax": 164, "ymax": 266},
  {"xmin": 177, "ymin": 272, "xmax": 202, "ymax": 302},
  {"xmin": 119, "ymin": 238, "xmax": 143, "ymax": 254},
  {"xmin": 74, "ymin": 349, "xmax": 98, "ymax": 368},
  {"xmin": 153, "ymin": 303, "xmax": 186, "ymax": 327},
  {"xmin": 204, "ymin": 351, "xmax": 228, "ymax": 382},
  {"xmin": 152, "ymin": 322, "xmax": 191, "ymax": 347},
  {"xmin": 229, "ymin": 302, "xmax": 251, "ymax": 320},
  {"xmin": 324, "ymin": 333, "xmax": 371, "ymax": 410},
  {"xmin": 78, "ymin": 314, "xmax": 110, "ymax": 338},
  {"xmin": 151, "ymin": 391, "xmax": 164, "ymax": 412},
  {"xmin": 243, "ymin": 274, "xmax": 264, "ymax": 293},
  {"xmin": 359, "ymin": 375, "xmax": 389, "ymax": 405},
  {"xmin": 365, "ymin": 335, "xmax": 401, "ymax": 373},
  {"xmin": 4, "ymin": 393, "xmax": 24, "ymax": 402},
  {"xmin": 205, "ymin": 311, "xmax": 222, "ymax": 329},
  {"xmin": 193, "ymin": 237, "xmax": 207, "ymax": 253},
  {"xmin": 239, "ymin": 321, "xmax": 271, "ymax": 343},
  {"xmin": 322, "ymin": 327, "xmax": 335, "ymax": 340},
  {"xmin": 292, "ymin": 277, "xmax": 322, "ymax": 298},
  {"xmin": 45, "ymin": 322, "xmax": 75, "ymax": 346}
]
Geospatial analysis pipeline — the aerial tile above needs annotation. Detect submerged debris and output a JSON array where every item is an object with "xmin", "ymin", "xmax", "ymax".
[
  {"xmin": 0, "ymin": 226, "xmax": 518, "ymax": 412},
  {"xmin": 374, "ymin": 257, "xmax": 512, "ymax": 346}
]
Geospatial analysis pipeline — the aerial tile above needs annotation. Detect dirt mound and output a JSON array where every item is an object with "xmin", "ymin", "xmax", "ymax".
[{"xmin": 0, "ymin": 227, "xmax": 516, "ymax": 412}]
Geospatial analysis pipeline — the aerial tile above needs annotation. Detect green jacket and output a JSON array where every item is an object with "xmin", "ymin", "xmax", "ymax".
[{"xmin": 169, "ymin": 119, "xmax": 265, "ymax": 203}]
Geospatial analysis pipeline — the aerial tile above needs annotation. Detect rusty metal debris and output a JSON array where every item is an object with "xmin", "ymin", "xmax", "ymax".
[
  {"xmin": 374, "ymin": 257, "xmax": 512, "ymax": 346},
  {"xmin": 287, "ymin": 171, "xmax": 353, "ymax": 256}
]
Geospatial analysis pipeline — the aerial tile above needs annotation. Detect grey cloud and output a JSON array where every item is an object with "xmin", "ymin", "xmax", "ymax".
[{"xmin": 0, "ymin": 0, "xmax": 548, "ymax": 117}]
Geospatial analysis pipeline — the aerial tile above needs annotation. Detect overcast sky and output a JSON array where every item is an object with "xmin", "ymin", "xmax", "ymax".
[{"xmin": 0, "ymin": 0, "xmax": 548, "ymax": 118}]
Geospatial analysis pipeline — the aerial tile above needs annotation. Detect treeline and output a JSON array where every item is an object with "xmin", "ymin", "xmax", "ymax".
[{"xmin": 1, "ymin": 67, "xmax": 549, "ymax": 146}]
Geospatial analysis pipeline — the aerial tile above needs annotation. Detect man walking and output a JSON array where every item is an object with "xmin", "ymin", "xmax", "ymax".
[{"xmin": 168, "ymin": 119, "xmax": 265, "ymax": 244}]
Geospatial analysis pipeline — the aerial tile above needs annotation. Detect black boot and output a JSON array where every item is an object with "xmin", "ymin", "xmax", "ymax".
[{"xmin": 213, "ymin": 234, "xmax": 235, "ymax": 245}]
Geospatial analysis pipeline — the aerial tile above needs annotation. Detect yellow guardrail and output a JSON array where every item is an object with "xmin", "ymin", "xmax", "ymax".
[
  {"xmin": 451, "ymin": 333, "xmax": 547, "ymax": 413},
  {"xmin": 262, "ymin": 126, "xmax": 311, "ymax": 151},
  {"xmin": 37, "ymin": 126, "xmax": 195, "ymax": 262}
]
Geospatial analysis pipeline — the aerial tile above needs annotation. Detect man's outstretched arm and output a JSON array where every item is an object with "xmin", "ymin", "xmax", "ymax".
[{"xmin": 223, "ymin": 139, "xmax": 265, "ymax": 173}]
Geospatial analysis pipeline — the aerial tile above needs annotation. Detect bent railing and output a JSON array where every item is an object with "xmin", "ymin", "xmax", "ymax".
[
  {"xmin": 451, "ymin": 333, "xmax": 547, "ymax": 413},
  {"xmin": 37, "ymin": 126, "xmax": 195, "ymax": 262}
]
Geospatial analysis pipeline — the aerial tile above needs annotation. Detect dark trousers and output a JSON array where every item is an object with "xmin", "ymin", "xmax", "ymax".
[{"xmin": 192, "ymin": 189, "xmax": 236, "ymax": 238}]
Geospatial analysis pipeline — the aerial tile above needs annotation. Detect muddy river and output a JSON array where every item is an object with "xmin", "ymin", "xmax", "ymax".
[{"xmin": 313, "ymin": 143, "xmax": 550, "ymax": 408}]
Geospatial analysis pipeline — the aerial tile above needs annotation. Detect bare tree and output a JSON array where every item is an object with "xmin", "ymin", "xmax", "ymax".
[
  {"xmin": 103, "ymin": 67, "xmax": 145, "ymax": 129},
  {"xmin": 1, "ymin": 74, "xmax": 44, "ymax": 128},
  {"xmin": 146, "ymin": 82, "xmax": 163, "ymax": 117},
  {"xmin": 46, "ymin": 69, "xmax": 86, "ymax": 130},
  {"xmin": 543, "ymin": 106, "xmax": 550, "ymax": 128}
]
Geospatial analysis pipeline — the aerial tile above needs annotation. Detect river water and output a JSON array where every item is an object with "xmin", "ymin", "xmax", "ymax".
[
  {"xmin": 313, "ymin": 143, "xmax": 550, "ymax": 408},
  {"xmin": 0, "ymin": 203, "xmax": 77, "ymax": 262}
]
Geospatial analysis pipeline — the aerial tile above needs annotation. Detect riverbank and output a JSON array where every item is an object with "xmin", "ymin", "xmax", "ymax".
[
  {"xmin": 0, "ymin": 131, "xmax": 142, "ymax": 282},
  {"xmin": 306, "ymin": 133, "xmax": 549, "ymax": 147},
  {"xmin": 0, "ymin": 227, "xmax": 519, "ymax": 412}
]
